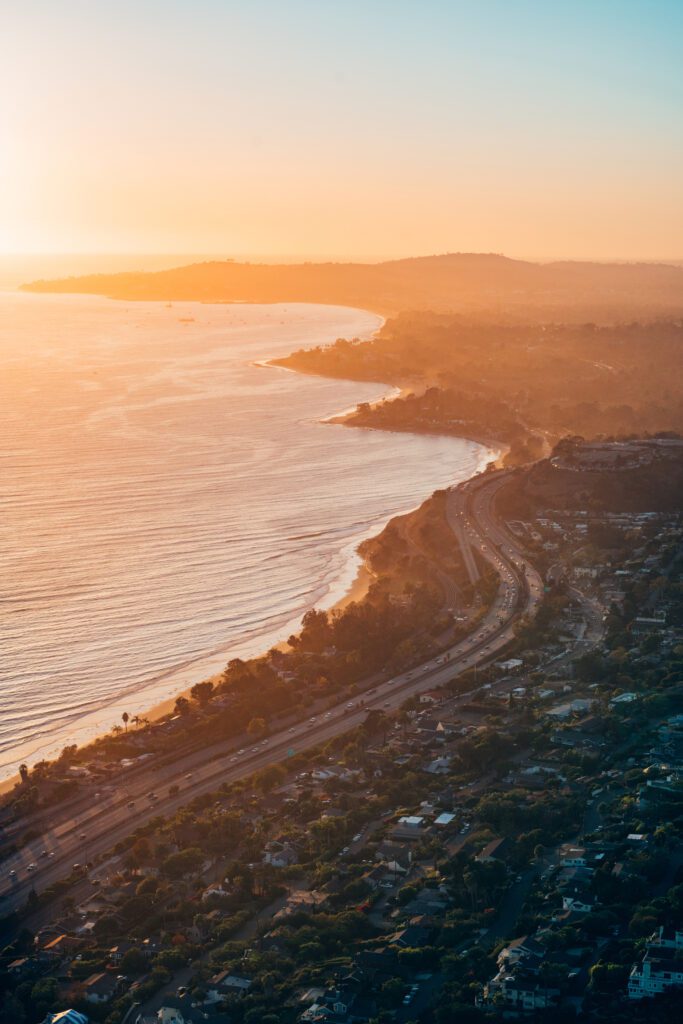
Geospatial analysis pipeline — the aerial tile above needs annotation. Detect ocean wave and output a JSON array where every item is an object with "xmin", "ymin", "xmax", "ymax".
[{"xmin": 0, "ymin": 294, "xmax": 491, "ymax": 778}]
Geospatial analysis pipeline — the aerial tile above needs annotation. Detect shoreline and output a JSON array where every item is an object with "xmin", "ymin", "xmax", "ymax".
[
  {"xmin": 141, "ymin": 561, "xmax": 374, "ymax": 726},
  {"xmin": 1, "ymin": 300, "xmax": 500, "ymax": 792}
]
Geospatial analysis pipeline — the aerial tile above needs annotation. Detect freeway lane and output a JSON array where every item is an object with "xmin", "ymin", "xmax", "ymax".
[{"xmin": 0, "ymin": 468, "xmax": 541, "ymax": 919}]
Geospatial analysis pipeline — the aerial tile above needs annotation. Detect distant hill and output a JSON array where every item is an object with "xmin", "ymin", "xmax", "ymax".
[{"xmin": 21, "ymin": 253, "xmax": 683, "ymax": 319}]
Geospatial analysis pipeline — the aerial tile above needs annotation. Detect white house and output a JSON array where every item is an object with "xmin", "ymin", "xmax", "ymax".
[{"xmin": 628, "ymin": 927, "xmax": 683, "ymax": 1000}]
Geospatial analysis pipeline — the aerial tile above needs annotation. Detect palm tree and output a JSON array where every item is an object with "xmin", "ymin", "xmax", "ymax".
[
  {"xmin": 132, "ymin": 715, "xmax": 141, "ymax": 729},
  {"xmin": 122, "ymin": 712, "xmax": 129, "ymax": 733}
]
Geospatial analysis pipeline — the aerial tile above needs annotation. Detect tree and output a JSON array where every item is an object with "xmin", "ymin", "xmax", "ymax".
[
  {"xmin": 247, "ymin": 716, "xmax": 267, "ymax": 738},
  {"xmin": 162, "ymin": 847, "xmax": 204, "ymax": 879},
  {"xmin": 122, "ymin": 711, "xmax": 129, "ymax": 732},
  {"xmin": 190, "ymin": 680, "xmax": 215, "ymax": 706},
  {"xmin": 128, "ymin": 837, "xmax": 153, "ymax": 867},
  {"xmin": 29, "ymin": 978, "xmax": 59, "ymax": 1018},
  {"xmin": 254, "ymin": 764, "xmax": 287, "ymax": 794},
  {"xmin": 18, "ymin": 763, "xmax": 29, "ymax": 784},
  {"xmin": 120, "ymin": 947, "xmax": 148, "ymax": 975},
  {"xmin": 174, "ymin": 696, "xmax": 191, "ymax": 716},
  {"xmin": 1, "ymin": 994, "xmax": 25, "ymax": 1024}
]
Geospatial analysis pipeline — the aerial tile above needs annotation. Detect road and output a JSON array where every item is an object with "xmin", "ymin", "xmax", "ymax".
[{"xmin": 0, "ymin": 467, "xmax": 544, "ymax": 922}]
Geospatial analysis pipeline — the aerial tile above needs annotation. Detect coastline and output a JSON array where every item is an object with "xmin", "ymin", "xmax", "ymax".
[
  {"xmin": 338, "ymin": 417, "xmax": 509, "ymax": 470},
  {"xmin": 140, "ymin": 561, "xmax": 374, "ymax": 727},
  {"xmin": 1, "ymin": 298, "xmax": 499, "ymax": 791}
]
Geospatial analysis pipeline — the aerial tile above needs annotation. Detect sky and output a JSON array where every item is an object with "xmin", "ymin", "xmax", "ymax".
[{"xmin": 2, "ymin": 0, "xmax": 683, "ymax": 261}]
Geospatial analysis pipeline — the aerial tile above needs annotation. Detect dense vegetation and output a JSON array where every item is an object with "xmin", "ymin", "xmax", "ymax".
[{"xmin": 277, "ymin": 314, "xmax": 683, "ymax": 451}]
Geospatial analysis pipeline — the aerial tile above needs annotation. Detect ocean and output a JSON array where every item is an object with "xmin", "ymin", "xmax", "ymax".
[{"xmin": 0, "ymin": 292, "xmax": 493, "ymax": 780}]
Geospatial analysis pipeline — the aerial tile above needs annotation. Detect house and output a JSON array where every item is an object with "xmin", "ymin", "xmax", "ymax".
[
  {"xmin": 545, "ymin": 698, "xmax": 595, "ymax": 721},
  {"xmin": 108, "ymin": 940, "xmax": 136, "ymax": 963},
  {"xmin": 497, "ymin": 935, "xmax": 547, "ymax": 969},
  {"xmin": 208, "ymin": 971, "xmax": 253, "ymax": 998},
  {"xmin": 263, "ymin": 840, "xmax": 299, "ymax": 868},
  {"xmin": 391, "ymin": 815, "xmax": 426, "ymax": 840},
  {"xmin": 43, "ymin": 934, "xmax": 85, "ymax": 958},
  {"xmin": 355, "ymin": 946, "xmax": 401, "ymax": 982},
  {"xmin": 375, "ymin": 842, "xmax": 412, "ymax": 874},
  {"xmin": 81, "ymin": 972, "xmax": 119, "ymax": 1004},
  {"xmin": 651, "ymin": 925, "xmax": 683, "ymax": 949},
  {"xmin": 559, "ymin": 845, "xmax": 590, "ymax": 869},
  {"xmin": 498, "ymin": 973, "xmax": 560, "ymax": 1011},
  {"xmin": 419, "ymin": 691, "xmax": 443, "ymax": 705},
  {"xmin": 7, "ymin": 956, "xmax": 35, "ymax": 978},
  {"xmin": 403, "ymin": 888, "xmax": 450, "ymax": 917},
  {"xmin": 41, "ymin": 1012, "xmax": 89, "ymax": 1024},
  {"xmin": 201, "ymin": 883, "xmax": 231, "ymax": 901},
  {"xmin": 282, "ymin": 889, "xmax": 329, "ymax": 913},
  {"xmin": 480, "ymin": 967, "xmax": 559, "ymax": 1011},
  {"xmin": 561, "ymin": 884, "xmax": 594, "ymax": 914},
  {"xmin": 300, "ymin": 983, "xmax": 376, "ymax": 1023},
  {"xmin": 414, "ymin": 717, "xmax": 449, "ymax": 740},
  {"xmin": 360, "ymin": 864, "xmax": 386, "ymax": 890},
  {"xmin": 157, "ymin": 1011, "xmax": 188, "ymax": 1024},
  {"xmin": 497, "ymin": 658, "xmax": 524, "ymax": 672},
  {"xmin": 628, "ymin": 926, "xmax": 683, "ymax": 1000},
  {"xmin": 609, "ymin": 692, "xmax": 638, "ymax": 708},
  {"xmin": 388, "ymin": 923, "xmax": 432, "ymax": 948},
  {"xmin": 475, "ymin": 836, "xmax": 513, "ymax": 864}
]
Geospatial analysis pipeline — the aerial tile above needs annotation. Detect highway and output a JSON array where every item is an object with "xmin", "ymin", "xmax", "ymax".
[{"xmin": 0, "ymin": 467, "xmax": 543, "ymax": 921}]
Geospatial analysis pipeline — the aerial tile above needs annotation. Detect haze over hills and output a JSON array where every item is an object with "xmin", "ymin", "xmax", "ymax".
[{"xmin": 21, "ymin": 252, "xmax": 683, "ymax": 320}]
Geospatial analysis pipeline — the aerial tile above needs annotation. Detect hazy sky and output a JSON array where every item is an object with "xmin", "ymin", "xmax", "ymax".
[{"xmin": 3, "ymin": 0, "xmax": 683, "ymax": 260}]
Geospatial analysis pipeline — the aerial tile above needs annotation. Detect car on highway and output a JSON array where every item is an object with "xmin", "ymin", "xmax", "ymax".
[
  {"xmin": 352, "ymin": 833, "xmax": 362, "ymax": 842},
  {"xmin": 127, "ymin": 801, "xmax": 135, "ymax": 809},
  {"xmin": 26, "ymin": 863, "xmax": 37, "ymax": 872},
  {"xmin": 9, "ymin": 869, "xmax": 16, "ymax": 877},
  {"xmin": 185, "ymin": 773, "xmax": 193, "ymax": 780},
  {"xmin": 230, "ymin": 756, "xmax": 237, "ymax": 763},
  {"xmin": 309, "ymin": 717, "xmax": 316, "ymax": 723},
  {"xmin": 79, "ymin": 832, "xmax": 87, "ymax": 840}
]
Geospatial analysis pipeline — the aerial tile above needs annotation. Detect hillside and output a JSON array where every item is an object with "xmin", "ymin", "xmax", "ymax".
[{"xmin": 21, "ymin": 253, "xmax": 683, "ymax": 319}]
